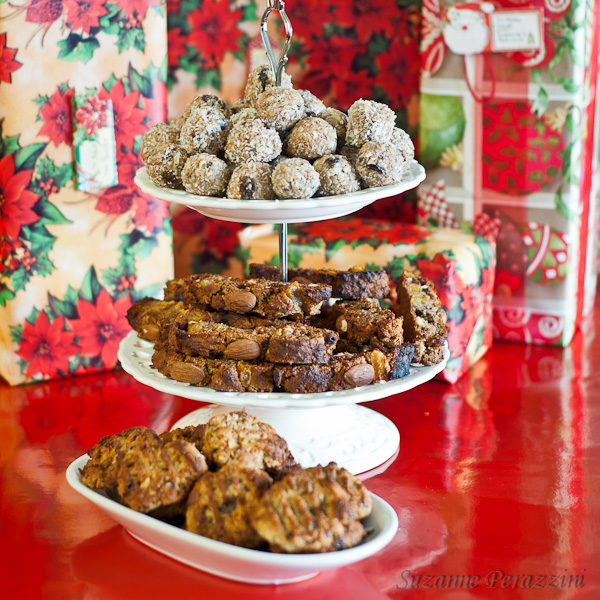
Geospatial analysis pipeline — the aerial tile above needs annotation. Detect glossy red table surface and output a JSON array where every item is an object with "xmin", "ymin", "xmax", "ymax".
[{"xmin": 2, "ymin": 303, "xmax": 600, "ymax": 600}]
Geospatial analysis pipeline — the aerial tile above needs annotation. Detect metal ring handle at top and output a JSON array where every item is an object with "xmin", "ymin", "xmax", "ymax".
[{"xmin": 260, "ymin": 0, "xmax": 293, "ymax": 87}]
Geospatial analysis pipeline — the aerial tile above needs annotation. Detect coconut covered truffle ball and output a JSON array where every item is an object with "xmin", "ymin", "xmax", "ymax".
[
  {"xmin": 182, "ymin": 153, "xmax": 231, "ymax": 197},
  {"xmin": 230, "ymin": 108, "xmax": 259, "ymax": 129},
  {"xmin": 390, "ymin": 127, "xmax": 415, "ymax": 166},
  {"xmin": 145, "ymin": 143, "xmax": 188, "ymax": 189},
  {"xmin": 179, "ymin": 105, "xmax": 230, "ymax": 155},
  {"xmin": 285, "ymin": 117, "xmax": 337, "ymax": 161},
  {"xmin": 320, "ymin": 108, "xmax": 348, "ymax": 151},
  {"xmin": 297, "ymin": 89, "xmax": 326, "ymax": 117},
  {"xmin": 356, "ymin": 141, "xmax": 405, "ymax": 187},
  {"xmin": 169, "ymin": 113, "xmax": 187, "ymax": 131},
  {"xmin": 272, "ymin": 157, "xmax": 320, "ymax": 199},
  {"xmin": 183, "ymin": 93, "xmax": 230, "ymax": 119},
  {"xmin": 346, "ymin": 99, "xmax": 396, "ymax": 148},
  {"xmin": 256, "ymin": 87, "xmax": 304, "ymax": 131},
  {"xmin": 227, "ymin": 162, "xmax": 274, "ymax": 200},
  {"xmin": 141, "ymin": 123, "xmax": 180, "ymax": 163},
  {"xmin": 313, "ymin": 155, "xmax": 360, "ymax": 197},
  {"xmin": 225, "ymin": 119, "xmax": 282, "ymax": 164},
  {"xmin": 244, "ymin": 65, "xmax": 293, "ymax": 107}
]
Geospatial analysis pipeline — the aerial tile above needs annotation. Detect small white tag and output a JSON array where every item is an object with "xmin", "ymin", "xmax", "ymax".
[{"xmin": 490, "ymin": 9, "xmax": 543, "ymax": 52}]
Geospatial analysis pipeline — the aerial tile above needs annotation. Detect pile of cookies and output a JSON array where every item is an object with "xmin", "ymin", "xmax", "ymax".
[
  {"xmin": 81, "ymin": 411, "xmax": 372, "ymax": 553},
  {"xmin": 141, "ymin": 65, "xmax": 415, "ymax": 200},
  {"xmin": 126, "ymin": 267, "xmax": 448, "ymax": 393}
]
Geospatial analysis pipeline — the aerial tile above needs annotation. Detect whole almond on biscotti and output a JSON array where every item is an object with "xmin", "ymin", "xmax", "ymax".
[
  {"xmin": 344, "ymin": 364, "xmax": 375, "ymax": 387},
  {"xmin": 223, "ymin": 290, "xmax": 257, "ymax": 313},
  {"xmin": 224, "ymin": 339, "xmax": 261, "ymax": 360},
  {"xmin": 169, "ymin": 361, "xmax": 205, "ymax": 384}
]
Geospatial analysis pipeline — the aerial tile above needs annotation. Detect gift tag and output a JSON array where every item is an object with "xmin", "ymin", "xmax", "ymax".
[
  {"xmin": 489, "ymin": 8, "xmax": 544, "ymax": 52},
  {"xmin": 72, "ymin": 94, "xmax": 118, "ymax": 194}
]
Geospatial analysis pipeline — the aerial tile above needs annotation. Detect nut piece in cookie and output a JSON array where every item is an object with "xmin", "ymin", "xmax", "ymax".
[
  {"xmin": 186, "ymin": 463, "xmax": 272, "ymax": 548},
  {"xmin": 250, "ymin": 462, "xmax": 372, "ymax": 553},
  {"xmin": 202, "ymin": 411, "xmax": 297, "ymax": 477}
]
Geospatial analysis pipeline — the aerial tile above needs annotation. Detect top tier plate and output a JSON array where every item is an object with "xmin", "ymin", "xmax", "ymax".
[{"xmin": 134, "ymin": 161, "xmax": 425, "ymax": 224}]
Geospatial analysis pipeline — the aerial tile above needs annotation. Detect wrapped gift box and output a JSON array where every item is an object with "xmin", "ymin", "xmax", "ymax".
[
  {"xmin": 239, "ymin": 218, "xmax": 496, "ymax": 383},
  {"xmin": 419, "ymin": 0, "xmax": 599, "ymax": 346},
  {"xmin": 0, "ymin": 3, "xmax": 173, "ymax": 384}
]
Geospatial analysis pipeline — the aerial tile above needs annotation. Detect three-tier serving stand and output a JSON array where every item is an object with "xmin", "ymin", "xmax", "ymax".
[{"xmin": 120, "ymin": 0, "xmax": 446, "ymax": 475}]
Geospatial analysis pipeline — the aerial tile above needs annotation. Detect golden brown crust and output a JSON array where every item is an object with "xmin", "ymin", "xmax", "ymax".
[
  {"xmin": 250, "ymin": 462, "xmax": 372, "ymax": 553},
  {"xmin": 159, "ymin": 424, "xmax": 207, "ymax": 453},
  {"xmin": 185, "ymin": 464, "xmax": 272, "ymax": 548}
]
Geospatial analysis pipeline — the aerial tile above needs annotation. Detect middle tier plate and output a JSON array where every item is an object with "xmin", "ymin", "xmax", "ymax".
[{"xmin": 134, "ymin": 161, "xmax": 425, "ymax": 224}]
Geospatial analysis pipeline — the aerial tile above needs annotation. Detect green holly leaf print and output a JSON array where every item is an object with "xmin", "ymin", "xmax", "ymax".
[
  {"xmin": 80, "ymin": 267, "xmax": 104, "ymax": 303},
  {"xmin": 57, "ymin": 34, "xmax": 100, "ymax": 64},
  {"xmin": 14, "ymin": 143, "xmax": 46, "ymax": 172}
]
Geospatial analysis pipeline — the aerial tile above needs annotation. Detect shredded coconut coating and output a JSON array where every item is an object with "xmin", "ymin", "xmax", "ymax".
[
  {"xmin": 256, "ymin": 87, "xmax": 304, "ymax": 131},
  {"xmin": 227, "ymin": 162, "xmax": 274, "ymax": 200},
  {"xmin": 145, "ymin": 143, "xmax": 188, "ymax": 189},
  {"xmin": 181, "ymin": 153, "xmax": 231, "ymax": 197},
  {"xmin": 270, "ymin": 155, "xmax": 291, "ymax": 168},
  {"xmin": 230, "ymin": 108, "xmax": 259, "ymax": 129},
  {"xmin": 346, "ymin": 99, "xmax": 396, "ymax": 148},
  {"xmin": 225, "ymin": 119, "xmax": 282, "ymax": 164},
  {"xmin": 356, "ymin": 141, "xmax": 405, "ymax": 187},
  {"xmin": 313, "ymin": 155, "xmax": 360, "ymax": 197},
  {"xmin": 320, "ymin": 108, "xmax": 348, "ymax": 151},
  {"xmin": 183, "ymin": 93, "xmax": 230, "ymax": 119},
  {"xmin": 390, "ymin": 127, "xmax": 415, "ymax": 170},
  {"xmin": 141, "ymin": 123, "xmax": 180, "ymax": 163},
  {"xmin": 285, "ymin": 117, "xmax": 337, "ymax": 161},
  {"xmin": 232, "ymin": 97, "xmax": 252, "ymax": 113},
  {"xmin": 180, "ymin": 106, "xmax": 230, "ymax": 155},
  {"xmin": 244, "ymin": 65, "xmax": 293, "ymax": 107},
  {"xmin": 169, "ymin": 113, "xmax": 187, "ymax": 131},
  {"xmin": 272, "ymin": 157, "xmax": 320, "ymax": 199},
  {"xmin": 297, "ymin": 89, "xmax": 326, "ymax": 117}
]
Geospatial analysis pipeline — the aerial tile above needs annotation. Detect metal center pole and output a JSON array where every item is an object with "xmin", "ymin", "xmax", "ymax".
[{"xmin": 278, "ymin": 223, "xmax": 288, "ymax": 282}]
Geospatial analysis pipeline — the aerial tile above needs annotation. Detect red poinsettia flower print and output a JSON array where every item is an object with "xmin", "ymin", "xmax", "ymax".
[
  {"xmin": 63, "ymin": 0, "xmax": 108, "ymax": 34},
  {"xmin": 376, "ymin": 36, "xmax": 420, "ymax": 109},
  {"xmin": 331, "ymin": 69, "xmax": 375, "ymax": 110},
  {"xmin": 201, "ymin": 218, "xmax": 244, "ymax": 257},
  {"xmin": 168, "ymin": 26, "xmax": 188, "ymax": 74},
  {"xmin": 70, "ymin": 289, "xmax": 132, "ymax": 370},
  {"xmin": 95, "ymin": 184, "xmax": 134, "ymax": 219},
  {"xmin": 0, "ymin": 33, "xmax": 22, "ymax": 84},
  {"xmin": 118, "ymin": 0, "xmax": 161, "ymax": 19},
  {"xmin": 75, "ymin": 95, "xmax": 110, "ymax": 136},
  {"xmin": 382, "ymin": 222, "xmax": 430, "ymax": 245},
  {"xmin": 330, "ymin": 0, "xmax": 402, "ymax": 44},
  {"xmin": 132, "ymin": 193, "xmax": 169, "ymax": 233},
  {"xmin": 187, "ymin": 0, "xmax": 243, "ymax": 70},
  {"xmin": 38, "ymin": 86, "xmax": 73, "ymax": 146},
  {"xmin": 98, "ymin": 80, "xmax": 146, "ymax": 150},
  {"xmin": 298, "ymin": 218, "xmax": 386, "ymax": 244},
  {"xmin": 0, "ymin": 154, "xmax": 40, "ymax": 240},
  {"xmin": 17, "ymin": 313, "xmax": 76, "ymax": 378},
  {"xmin": 284, "ymin": 0, "xmax": 327, "ymax": 40}
]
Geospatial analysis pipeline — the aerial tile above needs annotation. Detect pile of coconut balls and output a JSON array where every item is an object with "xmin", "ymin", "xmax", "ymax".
[{"xmin": 141, "ymin": 65, "xmax": 415, "ymax": 200}]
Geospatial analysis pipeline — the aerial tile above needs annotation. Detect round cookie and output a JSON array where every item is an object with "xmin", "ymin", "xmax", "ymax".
[
  {"xmin": 227, "ymin": 162, "xmax": 274, "ymax": 200},
  {"xmin": 320, "ymin": 107, "xmax": 348, "ymax": 151},
  {"xmin": 181, "ymin": 153, "xmax": 231, "ymax": 196},
  {"xmin": 224, "ymin": 119, "xmax": 282, "ymax": 164},
  {"xmin": 346, "ymin": 99, "xmax": 396, "ymax": 147},
  {"xmin": 145, "ymin": 143, "xmax": 188, "ymax": 189},
  {"xmin": 244, "ymin": 64, "xmax": 293, "ymax": 107},
  {"xmin": 141, "ymin": 123, "xmax": 180, "ymax": 163},
  {"xmin": 230, "ymin": 107, "xmax": 259, "ymax": 129},
  {"xmin": 179, "ymin": 105, "xmax": 230, "ymax": 155},
  {"xmin": 356, "ymin": 140, "xmax": 405, "ymax": 187},
  {"xmin": 390, "ymin": 127, "xmax": 415, "ymax": 165},
  {"xmin": 272, "ymin": 158, "xmax": 320, "ymax": 199},
  {"xmin": 313, "ymin": 155, "xmax": 360, "ymax": 196},
  {"xmin": 285, "ymin": 117, "xmax": 337, "ymax": 161},
  {"xmin": 183, "ymin": 93, "xmax": 229, "ymax": 119},
  {"xmin": 255, "ymin": 87, "xmax": 304, "ymax": 131},
  {"xmin": 297, "ymin": 89, "xmax": 326, "ymax": 117}
]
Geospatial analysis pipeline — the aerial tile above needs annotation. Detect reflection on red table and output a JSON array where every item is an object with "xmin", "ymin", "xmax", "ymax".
[{"xmin": 1, "ymin": 300, "xmax": 599, "ymax": 599}]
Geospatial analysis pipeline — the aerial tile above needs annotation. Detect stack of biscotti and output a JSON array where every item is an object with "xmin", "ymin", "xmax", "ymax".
[{"xmin": 126, "ymin": 268, "xmax": 447, "ymax": 393}]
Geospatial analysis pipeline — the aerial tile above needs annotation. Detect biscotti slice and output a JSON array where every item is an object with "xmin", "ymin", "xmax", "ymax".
[
  {"xmin": 164, "ymin": 274, "xmax": 331, "ymax": 319},
  {"xmin": 152, "ymin": 344, "xmax": 414, "ymax": 393},
  {"xmin": 312, "ymin": 299, "xmax": 403, "ymax": 349},
  {"xmin": 168, "ymin": 319, "xmax": 338, "ymax": 364},
  {"xmin": 393, "ymin": 272, "xmax": 448, "ymax": 365},
  {"xmin": 249, "ymin": 263, "xmax": 390, "ymax": 299},
  {"xmin": 126, "ymin": 297, "xmax": 213, "ymax": 342}
]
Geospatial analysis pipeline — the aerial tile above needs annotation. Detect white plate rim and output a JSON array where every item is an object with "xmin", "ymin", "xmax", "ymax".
[{"xmin": 117, "ymin": 331, "xmax": 449, "ymax": 409}]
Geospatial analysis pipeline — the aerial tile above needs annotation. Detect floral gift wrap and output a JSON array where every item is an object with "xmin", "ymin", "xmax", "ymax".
[
  {"xmin": 419, "ymin": 0, "xmax": 599, "ymax": 346},
  {"xmin": 0, "ymin": 2, "xmax": 173, "ymax": 385},
  {"xmin": 239, "ymin": 218, "xmax": 496, "ymax": 384}
]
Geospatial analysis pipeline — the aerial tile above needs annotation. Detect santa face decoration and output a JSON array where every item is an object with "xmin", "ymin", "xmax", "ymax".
[{"xmin": 443, "ymin": 4, "xmax": 493, "ymax": 55}]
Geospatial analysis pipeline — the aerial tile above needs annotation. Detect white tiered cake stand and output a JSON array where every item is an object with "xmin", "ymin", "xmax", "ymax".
[{"xmin": 122, "ymin": 160, "xmax": 447, "ymax": 475}]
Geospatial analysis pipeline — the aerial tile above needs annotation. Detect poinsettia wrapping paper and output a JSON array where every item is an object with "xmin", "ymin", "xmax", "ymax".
[
  {"xmin": 239, "ymin": 218, "xmax": 496, "ymax": 384},
  {"xmin": 166, "ymin": 0, "xmax": 423, "ymax": 279},
  {"xmin": 0, "ymin": 2, "xmax": 173, "ymax": 385},
  {"xmin": 419, "ymin": 0, "xmax": 599, "ymax": 346}
]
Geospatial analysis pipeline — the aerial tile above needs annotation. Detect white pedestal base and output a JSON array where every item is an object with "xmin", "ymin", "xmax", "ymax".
[{"xmin": 172, "ymin": 404, "xmax": 400, "ymax": 475}]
